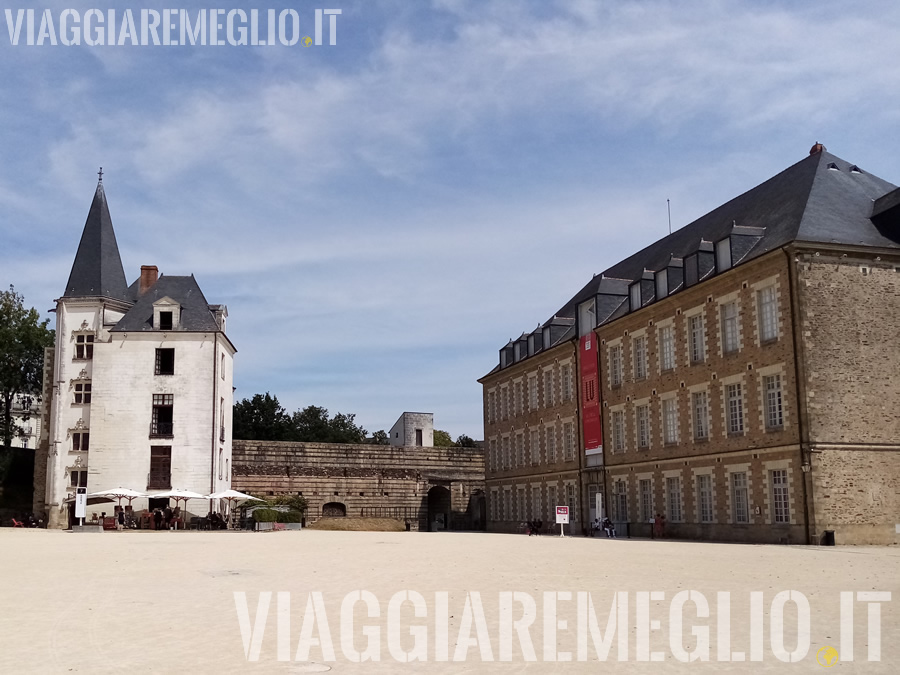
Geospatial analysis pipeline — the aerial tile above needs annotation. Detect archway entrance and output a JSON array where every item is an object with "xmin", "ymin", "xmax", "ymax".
[
  {"xmin": 322, "ymin": 502, "xmax": 346, "ymax": 517},
  {"xmin": 427, "ymin": 486, "xmax": 451, "ymax": 531}
]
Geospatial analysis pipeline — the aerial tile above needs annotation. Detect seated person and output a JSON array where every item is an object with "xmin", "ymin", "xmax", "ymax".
[{"xmin": 601, "ymin": 516, "xmax": 616, "ymax": 538}]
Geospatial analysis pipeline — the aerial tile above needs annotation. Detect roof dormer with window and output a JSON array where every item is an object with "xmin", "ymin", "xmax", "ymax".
[{"xmin": 152, "ymin": 297, "xmax": 181, "ymax": 331}]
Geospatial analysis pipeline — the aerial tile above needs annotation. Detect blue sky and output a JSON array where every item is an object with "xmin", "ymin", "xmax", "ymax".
[{"xmin": 3, "ymin": 0, "xmax": 899, "ymax": 439}]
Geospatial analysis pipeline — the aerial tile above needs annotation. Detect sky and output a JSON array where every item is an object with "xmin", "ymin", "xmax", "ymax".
[{"xmin": 2, "ymin": 0, "xmax": 899, "ymax": 440}]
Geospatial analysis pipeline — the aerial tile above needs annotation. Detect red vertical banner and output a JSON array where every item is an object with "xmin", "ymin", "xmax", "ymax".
[{"xmin": 580, "ymin": 334, "xmax": 602, "ymax": 452}]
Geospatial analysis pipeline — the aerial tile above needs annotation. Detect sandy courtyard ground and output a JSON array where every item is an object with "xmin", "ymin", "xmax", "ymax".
[{"xmin": 0, "ymin": 529, "xmax": 897, "ymax": 674}]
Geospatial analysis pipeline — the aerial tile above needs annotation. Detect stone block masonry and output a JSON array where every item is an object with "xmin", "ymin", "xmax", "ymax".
[{"xmin": 232, "ymin": 441, "xmax": 485, "ymax": 531}]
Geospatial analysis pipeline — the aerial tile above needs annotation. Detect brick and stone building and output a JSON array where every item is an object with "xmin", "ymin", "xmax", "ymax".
[
  {"xmin": 478, "ymin": 317, "xmax": 582, "ymax": 533},
  {"xmin": 35, "ymin": 178, "xmax": 236, "ymax": 528},
  {"xmin": 231, "ymin": 440, "xmax": 485, "ymax": 530},
  {"xmin": 481, "ymin": 145, "xmax": 900, "ymax": 544}
]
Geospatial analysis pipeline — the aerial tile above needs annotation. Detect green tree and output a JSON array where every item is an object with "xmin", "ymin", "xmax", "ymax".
[
  {"xmin": 232, "ymin": 393, "xmax": 292, "ymax": 441},
  {"xmin": 455, "ymin": 434, "xmax": 477, "ymax": 448},
  {"xmin": 369, "ymin": 430, "xmax": 389, "ymax": 445},
  {"xmin": 291, "ymin": 405, "xmax": 368, "ymax": 444},
  {"xmin": 0, "ymin": 286, "xmax": 54, "ymax": 449},
  {"xmin": 433, "ymin": 429, "xmax": 453, "ymax": 447}
]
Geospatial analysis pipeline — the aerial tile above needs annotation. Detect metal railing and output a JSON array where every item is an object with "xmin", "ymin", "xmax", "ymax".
[{"xmin": 150, "ymin": 422, "xmax": 174, "ymax": 437}]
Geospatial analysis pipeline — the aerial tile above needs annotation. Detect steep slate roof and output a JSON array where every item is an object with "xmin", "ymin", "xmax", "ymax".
[
  {"xmin": 111, "ymin": 275, "xmax": 221, "ymax": 332},
  {"xmin": 554, "ymin": 149, "xmax": 898, "ymax": 321},
  {"xmin": 486, "ymin": 149, "xmax": 898, "ymax": 374},
  {"xmin": 63, "ymin": 182, "xmax": 131, "ymax": 301}
]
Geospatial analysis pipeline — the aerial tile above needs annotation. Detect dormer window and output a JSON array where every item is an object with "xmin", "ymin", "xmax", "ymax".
[
  {"xmin": 716, "ymin": 238, "xmax": 732, "ymax": 272},
  {"xmin": 578, "ymin": 298, "xmax": 596, "ymax": 337},
  {"xmin": 152, "ymin": 297, "xmax": 181, "ymax": 331},
  {"xmin": 655, "ymin": 271, "xmax": 668, "ymax": 300},
  {"xmin": 629, "ymin": 282, "xmax": 641, "ymax": 312}
]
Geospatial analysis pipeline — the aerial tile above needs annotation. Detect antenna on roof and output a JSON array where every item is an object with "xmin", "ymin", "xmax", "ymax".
[{"xmin": 667, "ymin": 199, "xmax": 672, "ymax": 235}]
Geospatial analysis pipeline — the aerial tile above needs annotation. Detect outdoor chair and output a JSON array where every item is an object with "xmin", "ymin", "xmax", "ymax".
[
  {"xmin": 189, "ymin": 517, "xmax": 200, "ymax": 530},
  {"xmin": 11, "ymin": 518, "xmax": 24, "ymax": 528}
]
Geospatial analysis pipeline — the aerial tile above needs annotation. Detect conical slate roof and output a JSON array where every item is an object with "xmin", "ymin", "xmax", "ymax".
[{"xmin": 63, "ymin": 181, "xmax": 130, "ymax": 301}]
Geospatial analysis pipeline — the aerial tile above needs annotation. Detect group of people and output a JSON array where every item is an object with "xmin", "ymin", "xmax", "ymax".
[
  {"xmin": 591, "ymin": 517, "xmax": 617, "ymax": 538},
  {"xmin": 525, "ymin": 520, "xmax": 544, "ymax": 536},
  {"xmin": 150, "ymin": 505, "xmax": 181, "ymax": 530},
  {"xmin": 207, "ymin": 511, "xmax": 229, "ymax": 530}
]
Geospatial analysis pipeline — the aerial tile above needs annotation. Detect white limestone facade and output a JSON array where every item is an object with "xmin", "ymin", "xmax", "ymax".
[{"xmin": 41, "ymin": 181, "xmax": 236, "ymax": 528}]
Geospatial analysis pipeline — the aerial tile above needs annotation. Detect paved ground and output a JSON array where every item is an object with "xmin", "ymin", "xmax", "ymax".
[{"xmin": 0, "ymin": 529, "xmax": 897, "ymax": 673}]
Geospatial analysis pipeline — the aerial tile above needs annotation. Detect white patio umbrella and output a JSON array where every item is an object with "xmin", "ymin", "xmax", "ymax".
[
  {"xmin": 149, "ymin": 489, "xmax": 210, "ymax": 529},
  {"xmin": 88, "ymin": 487, "xmax": 147, "ymax": 508},
  {"xmin": 208, "ymin": 489, "xmax": 263, "ymax": 527}
]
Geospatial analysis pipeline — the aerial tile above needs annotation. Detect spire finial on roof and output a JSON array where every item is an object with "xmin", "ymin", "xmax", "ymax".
[
  {"xmin": 97, "ymin": 167, "xmax": 103, "ymax": 182},
  {"xmin": 809, "ymin": 142, "xmax": 825, "ymax": 155}
]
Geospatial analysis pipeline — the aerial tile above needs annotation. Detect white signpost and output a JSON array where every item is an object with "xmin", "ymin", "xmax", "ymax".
[
  {"xmin": 75, "ymin": 487, "xmax": 87, "ymax": 526},
  {"xmin": 556, "ymin": 505, "xmax": 569, "ymax": 537}
]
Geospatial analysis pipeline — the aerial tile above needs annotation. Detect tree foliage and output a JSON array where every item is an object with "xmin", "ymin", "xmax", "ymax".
[
  {"xmin": 0, "ymin": 286, "xmax": 54, "ymax": 448},
  {"xmin": 232, "ymin": 393, "xmax": 291, "ymax": 441},
  {"xmin": 232, "ymin": 394, "xmax": 369, "ymax": 444},
  {"xmin": 455, "ymin": 434, "xmax": 477, "ymax": 448},
  {"xmin": 433, "ymin": 429, "xmax": 454, "ymax": 447},
  {"xmin": 369, "ymin": 430, "xmax": 389, "ymax": 445}
]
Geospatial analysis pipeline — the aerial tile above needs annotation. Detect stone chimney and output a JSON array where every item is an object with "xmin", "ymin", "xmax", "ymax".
[
  {"xmin": 139, "ymin": 265, "xmax": 159, "ymax": 295},
  {"xmin": 809, "ymin": 142, "xmax": 826, "ymax": 155}
]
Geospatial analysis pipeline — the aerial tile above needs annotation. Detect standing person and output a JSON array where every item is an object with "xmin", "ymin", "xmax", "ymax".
[
  {"xmin": 153, "ymin": 508, "xmax": 163, "ymax": 531},
  {"xmin": 117, "ymin": 508, "xmax": 125, "ymax": 531},
  {"xmin": 659, "ymin": 513, "xmax": 666, "ymax": 539},
  {"xmin": 164, "ymin": 505, "xmax": 173, "ymax": 530},
  {"xmin": 653, "ymin": 513, "xmax": 663, "ymax": 539}
]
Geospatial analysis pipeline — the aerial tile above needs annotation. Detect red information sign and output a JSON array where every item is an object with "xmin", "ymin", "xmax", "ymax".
[
  {"xmin": 579, "ymin": 334, "xmax": 602, "ymax": 452},
  {"xmin": 556, "ymin": 506, "xmax": 569, "ymax": 524}
]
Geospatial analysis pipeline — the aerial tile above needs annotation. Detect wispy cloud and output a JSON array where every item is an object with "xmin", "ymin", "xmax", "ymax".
[{"xmin": 2, "ymin": 0, "xmax": 900, "ymax": 435}]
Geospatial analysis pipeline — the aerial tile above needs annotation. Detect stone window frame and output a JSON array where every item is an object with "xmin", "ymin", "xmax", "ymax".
[
  {"xmin": 684, "ymin": 305, "xmax": 707, "ymax": 365},
  {"xmin": 659, "ymin": 391, "xmax": 680, "ymax": 445},
  {"xmin": 544, "ymin": 422, "xmax": 558, "ymax": 463},
  {"xmin": 633, "ymin": 333, "xmax": 648, "ymax": 381},
  {"xmin": 691, "ymin": 467, "xmax": 716, "ymax": 524},
  {"xmin": 756, "ymin": 364, "xmax": 789, "ymax": 432},
  {"xmin": 763, "ymin": 459, "xmax": 796, "ymax": 526},
  {"xmin": 656, "ymin": 318, "xmax": 677, "ymax": 373},
  {"xmin": 561, "ymin": 417, "xmax": 576, "ymax": 461},
  {"xmin": 72, "ymin": 331, "xmax": 95, "ymax": 361},
  {"xmin": 500, "ymin": 434, "xmax": 511, "ymax": 470},
  {"xmin": 688, "ymin": 383, "xmax": 710, "ymax": 442},
  {"xmin": 719, "ymin": 373, "xmax": 747, "ymax": 437},
  {"xmin": 515, "ymin": 432, "xmax": 525, "ymax": 467},
  {"xmin": 489, "ymin": 487, "xmax": 500, "ymax": 521},
  {"xmin": 609, "ymin": 404, "xmax": 626, "ymax": 454},
  {"xmin": 487, "ymin": 437, "xmax": 498, "ymax": 473},
  {"xmin": 663, "ymin": 469, "xmax": 684, "ymax": 523},
  {"xmin": 637, "ymin": 473, "xmax": 654, "ymax": 523},
  {"xmin": 633, "ymin": 396, "xmax": 651, "ymax": 450},
  {"xmin": 527, "ymin": 374, "xmax": 538, "ymax": 411},
  {"xmin": 529, "ymin": 427, "xmax": 540, "ymax": 466},
  {"xmin": 612, "ymin": 477, "xmax": 628, "ymax": 522},
  {"xmin": 750, "ymin": 275, "xmax": 782, "ymax": 346},
  {"xmin": 716, "ymin": 291, "xmax": 743, "ymax": 357},
  {"xmin": 486, "ymin": 388, "xmax": 497, "ymax": 425},
  {"xmin": 607, "ymin": 339, "xmax": 624, "ymax": 389},
  {"xmin": 564, "ymin": 481, "xmax": 579, "ymax": 522},
  {"xmin": 560, "ymin": 358, "xmax": 575, "ymax": 402},
  {"xmin": 543, "ymin": 366, "xmax": 556, "ymax": 408},
  {"xmin": 724, "ymin": 463, "xmax": 753, "ymax": 525},
  {"xmin": 529, "ymin": 482, "xmax": 543, "ymax": 520}
]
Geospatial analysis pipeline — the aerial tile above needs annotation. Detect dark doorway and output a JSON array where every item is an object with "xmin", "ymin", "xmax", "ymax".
[
  {"xmin": 469, "ymin": 490, "xmax": 486, "ymax": 531},
  {"xmin": 322, "ymin": 502, "xmax": 346, "ymax": 517},
  {"xmin": 148, "ymin": 497, "xmax": 170, "ymax": 512},
  {"xmin": 427, "ymin": 486, "xmax": 451, "ymax": 531},
  {"xmin": 415, "ymin": 429, "xmax": 423, "ymax": 446}
]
